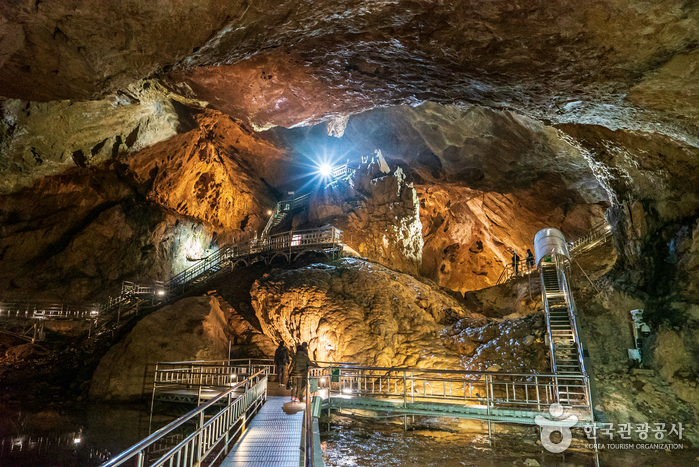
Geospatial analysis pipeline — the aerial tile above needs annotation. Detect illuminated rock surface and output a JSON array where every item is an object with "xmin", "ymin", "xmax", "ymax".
[
  {"xmin": 305, "ymin": 153, "xmax": 423, "ymax": 275},
  {"xmin": 90, "ymin": 296, "xmax": 229, "ymax": 400},
  {"xmin": 247, "ymin": 258, "xmax": 548, "ymax": 372}
]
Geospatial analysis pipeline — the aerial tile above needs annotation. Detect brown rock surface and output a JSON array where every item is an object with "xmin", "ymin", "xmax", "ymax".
[
  {"xmin": 0, "ymin": 80, "xmax": 189, "ymax": 193},
  {"xmin": 89, "ymin": 296, "xmax": 229, "ymax": 400},
  {"xmin": 247, "ymin": 257, "xmax": 547, "ymax": 373},
  {"xmin": 418, "ymin": 182, "xmax": 606, "ymax": 292},
  {"xmin": 305, "ymin": 153, "xmax": 423, "ymax": 275},
  {"xmin": 0, "ymin": 167, "xmax": 214, "ymax": 301},
  {"xmin": 250, "ymin": 258, "xmax": 465, "ymax": 368},
  {"xmin": 3, "ymin": 1, "xmax": 698, "ymax": 144},
  {"xmin": 121, "ymin": 110, "xmax": 279, "ymax": 239}
]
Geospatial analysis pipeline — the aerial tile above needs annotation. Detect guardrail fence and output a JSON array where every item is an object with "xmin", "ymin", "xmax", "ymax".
[{"xmin": 101, "ymin": 370, "xmax": 267, "ymax": 467}]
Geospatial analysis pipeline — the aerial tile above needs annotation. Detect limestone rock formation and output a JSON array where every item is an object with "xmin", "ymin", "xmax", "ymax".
[
  {"xmin": 4, "ymin": 1, "xmax": 697, "ymax": 143},
  {"xmin": 246, "ymin": 257, "xmax": 547, "ymax": 374},
  {"xmin": 443, "ymin": 314, "xmax": 549, "ymax": 373},
  {"xmin": 307, "ymin": 153, "xmax": 423, "ymax": 275},
  {"xmin": 0, "ymin": 80, "xmax": 189, "ymax": 193},
  {"xmin": 573, "ymin": 282, "xmax": 699, "ymax": 445},
  {"xmin": 0, "ymin": 166, "xmax": 217, "ymax": 301},
  {"xmin": 90, "ymin": 296, "xmax": 229, "ymax": 400},
  {"xmin": 250, "ymin": 259, "xmax": 464, "ymax": 368},
  {"xmin": 418, "ymin": 183, "xmax": 607, "ymax": 292},
  {"xmin": 121, "ymin": 110, "xmax": 279, "ymax": 239}
]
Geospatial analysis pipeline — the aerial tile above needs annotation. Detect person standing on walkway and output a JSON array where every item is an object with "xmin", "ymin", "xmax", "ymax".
[
  {"xmin": 512, "ymin": 251, "xmax": 521, "ymax": 277},
  {"xmin": 290, "ymin": 342, "xmax": 315, "ymax": 402},
  {"xmin": 274, "ymin": 341, "xmax": 289, "ymax": 386},
  {"xmin": 525, "ymin": 249, "xmax": 535, "ymax": 272}
]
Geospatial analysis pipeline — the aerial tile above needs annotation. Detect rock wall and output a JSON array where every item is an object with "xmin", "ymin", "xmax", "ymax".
[
  {"xmin": 307, "ymin": 152, "xmax": 423, "ymax": 275},
  {"xmin": 418, "ymin": 181, "xmax": 607, "ymax": 293},
  {"xmin": 558, "ymin": 124, "xmax": 699, "ymax": 267},
  {"xmin": 89, "ymin": 296, "xmax": 229, "ymax": 400},
  {"xmin": 0, "ymin": 167, "xmax": 211, "ymax": 301},
  {"xmin": 247, "ymin": 257, "xmax": 547, "ymax": 373},
  {"xmin": 121, "ymin": 110, "xmax": 278, "ymax": 239},
  {"xmin": 0, "ymin": 80, "xmax": 191, "ymax": 194},
  {"xmin": 574, "ymin": 283, "xmax": 699, "ymax": 446},
  {"xmin": 250, "ymin": 258, "xmax": 462, "ymax": 368}
]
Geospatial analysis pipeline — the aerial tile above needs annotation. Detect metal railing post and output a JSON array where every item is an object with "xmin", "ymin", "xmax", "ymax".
[{"xmin": 305, "ymin": 372, "xmax": 313, "ymax": 467}]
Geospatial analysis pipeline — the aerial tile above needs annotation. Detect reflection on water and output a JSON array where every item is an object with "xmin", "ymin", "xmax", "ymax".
[
  {"xmin": 0, "ymin": 403, "xmax": 158, "ymax": 467},
  {"xmin": 321, "ymin": 414, "xmax": 698, "ymax": 467},
  {"xmin": 2, "ymin": 405, "xmax": 696, "ymax": 466}
]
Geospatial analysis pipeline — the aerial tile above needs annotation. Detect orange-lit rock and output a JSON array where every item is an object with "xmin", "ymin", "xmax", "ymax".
[
  {"xmin": 250, "ymin": 258, "xmax": 469, "ymax": 368},
  {"xmin": 247, "ymin": 257, "xmax": 547, "ymax": 373},
  {"xmin": 121, "ymin": 110, "xmax": 280, "ymax": 240},
  {"xmin": 0, "ymin": 80, "xmax": 189, "ymax": 194},
  {"xmin": 418, "ymin": 180, "xmax": 607, "ymax": 293}
]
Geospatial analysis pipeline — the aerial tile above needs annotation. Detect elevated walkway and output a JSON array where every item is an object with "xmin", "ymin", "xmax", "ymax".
[
  {"xmin": 261, "ymin": 163, "xmax": 355, "ymax": 238},
  {"xmin": 104, "ymin": 357, "xmax": 603, "ymax": 467},
  {"xmin": 1, "ymin": 226, "xmax": 343, "ymax": 339},
  {"xmin": 104, "ymin": 364, "xmax": 323, "ymax": 467},
  {"xmin": 221, "ymin": 396, "xmax": 305, "ymax": 467}
]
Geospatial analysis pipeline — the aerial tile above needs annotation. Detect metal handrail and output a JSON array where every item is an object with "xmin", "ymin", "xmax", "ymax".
[
  {"xmin": 102, "ymin": 370, "xmax": 267, "ymax": 467},
  {"xmin": 305, "ymin": 377, "xmax": 313, "ymax": 467},
  {"xmin": 496, "ymin": 262, "xmax": 536, "ymax": 285},
  {"xmin": 498, "ymin": 220, "xmax": 612, "ymax": 286},
  {"xmin": 556, "ymin": 256, "xmax": 588, "ymax": 377},
  {"xmin": 568, "ymin": 221, "xmax": 612, "ymax": 255},
  {"xmin": 0, "ymin": 302, "xmax": 100, "ymax": 320},
  {"xmin": 309, "ymin": 366, "xmax": 592, "ymax": 416},
  {"xmin": 23, "ymin": 225, "xmax": 344, "ymax": 325},
  {"xmin": 539, "ymin": 266, "xmax": 559, "ymax": 375}
]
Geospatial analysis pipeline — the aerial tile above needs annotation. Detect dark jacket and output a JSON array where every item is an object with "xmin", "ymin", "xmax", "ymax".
[
  {"xmin": 290, "ymin": 349, "xmax": 314, "ymax": 377},
  {"xmin": 274, "ymin": 345, "xmax": 289, "ymax": 365}
]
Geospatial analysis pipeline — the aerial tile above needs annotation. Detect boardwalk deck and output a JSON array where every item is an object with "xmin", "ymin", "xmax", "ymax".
[{"xmin": 221, "ymin": 396, "xmax": 304, "ymax": 467}]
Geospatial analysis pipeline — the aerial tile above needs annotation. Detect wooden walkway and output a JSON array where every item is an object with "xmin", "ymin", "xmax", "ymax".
[{"xmin": 221, "ymin": 396, "xmax": 304, "ymax": 467}]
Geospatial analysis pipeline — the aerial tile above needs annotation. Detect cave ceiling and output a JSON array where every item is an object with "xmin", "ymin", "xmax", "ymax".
[{"xmin": 0, "ymin": 0, "xmax": 697, "ymax": 141}]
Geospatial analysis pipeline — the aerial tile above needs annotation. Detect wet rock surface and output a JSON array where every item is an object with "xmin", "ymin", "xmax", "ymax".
[
  {"xmin": 249, "ymin": 258, "xmax": 469, "ymax": 368},
  {"xmin": 244, "ymin": 257, "xmax": 547, "ymax": 373},
  {"xmin": 1, "ymin": 0, "xmax": 699, "ymax": 459}
]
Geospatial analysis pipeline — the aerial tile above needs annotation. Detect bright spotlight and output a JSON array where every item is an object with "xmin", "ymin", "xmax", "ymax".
[
  {"xmin": 267, "ymin": 210, "xmax": 273, "ymax": 215},
  {"xmin": 73, "ymin": 437, "xmax": 82, "ymax": 444},
  {"xmin": 319, "ymin": 164, "xmax": 332, "ymax": 177},
  {"xmin": 157, "ymin": 290, "xmax": 165, "ymax": 296}
]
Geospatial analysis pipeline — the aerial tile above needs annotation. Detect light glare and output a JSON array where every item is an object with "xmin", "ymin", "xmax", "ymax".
[{"xmin": 319, "ymin": 164, "xmax": 332, "ymax": 177}]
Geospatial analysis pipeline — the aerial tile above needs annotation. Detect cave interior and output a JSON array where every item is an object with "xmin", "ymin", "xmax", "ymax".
[{"xmin": 0, "ymin": 1, "xmax": 698, "ymax": 464}]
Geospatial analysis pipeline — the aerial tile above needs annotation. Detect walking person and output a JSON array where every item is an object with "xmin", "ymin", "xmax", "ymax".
[
  {"xmin": 525, "ymin": 249, "xmax": 535, "ymax": 273},
  {"xmin": 289, "ymin": 342, "xmax": 315, "ymax": 402},
  {"xmin": 274, "ymin": 341, "xmax": 289, "ymax": 386}
]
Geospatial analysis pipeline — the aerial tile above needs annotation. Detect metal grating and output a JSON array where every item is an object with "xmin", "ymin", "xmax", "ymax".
[{"xmin": 221, "ymin": 396, "xmax": 304, "ymax": 467}]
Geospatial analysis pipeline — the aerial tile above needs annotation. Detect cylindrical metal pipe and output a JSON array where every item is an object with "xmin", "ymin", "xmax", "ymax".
[{"xmin": 533, "ymin": 228, "xmax": 570, "ymax": 265}]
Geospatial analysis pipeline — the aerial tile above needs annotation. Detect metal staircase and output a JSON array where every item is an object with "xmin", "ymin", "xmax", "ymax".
[
  {"xmin": 497, "ymin": 220, "xmax": 612, "ymax": 285},
  {"xmin": 1, "ymin": 227, "xmax": 344, "ymax": 339},
  {"xmin": 535, "ymin": 228, "xmax": 590, "ymax": 407},
  {"xmin": 541, "ymin": 267, "xmax": 583, "ymax": 375},
  {"xmin": 261, "ymin": 193, "xmax": 310, "ymax": 237},
  {"xmin": 260, "ymin": 163, "xmax": 355, "ymax": 238}
]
